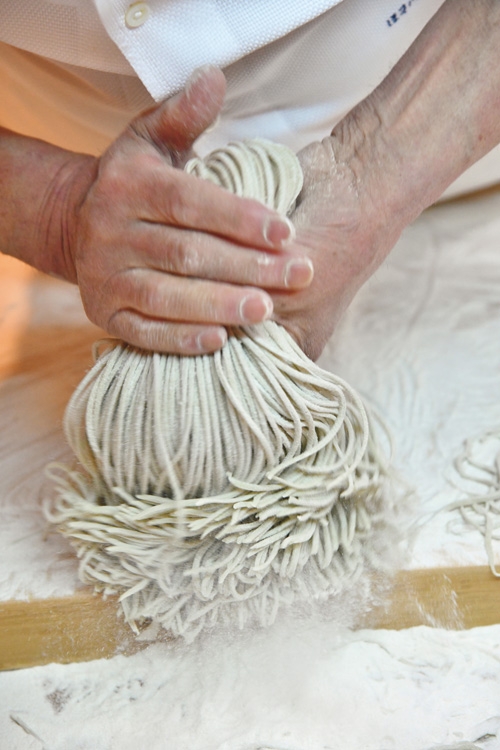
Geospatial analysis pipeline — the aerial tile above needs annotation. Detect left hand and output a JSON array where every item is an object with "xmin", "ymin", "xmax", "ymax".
[
  {"xmin": 273, "ymin": 0, "xmax": 500, "ymax": 361},
  {"xmin": 272, "ymin": 125, "xmax": 406, "ymax": 361}
]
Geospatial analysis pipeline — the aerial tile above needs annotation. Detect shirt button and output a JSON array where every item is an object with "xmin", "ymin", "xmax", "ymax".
[{"xmin": 125, "ymin": 2, "xmax": 150, "ymax": 28}]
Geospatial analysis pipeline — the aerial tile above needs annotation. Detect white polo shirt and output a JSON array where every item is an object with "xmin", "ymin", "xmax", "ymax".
[{"xmin": 1, "ymin": 0, "xmax": 499, "ymax": 196}]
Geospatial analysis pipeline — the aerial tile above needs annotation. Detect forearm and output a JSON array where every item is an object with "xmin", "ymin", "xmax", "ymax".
[
  {"xmin": 338, "ymin": 0, "xmax": 500, "ymax": 226},
  {"xmin": 283, "ymin": 0, "xmax": 500, "ymax": 358},
  {"xmin": 0, "ymin": 128, "xmax": 95, "ymax": 280}
]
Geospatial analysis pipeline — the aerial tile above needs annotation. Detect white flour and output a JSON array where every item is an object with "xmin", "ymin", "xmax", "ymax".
[
  {"xmin": 3, "ymin": 190, "xmax": 500, "ymax": 600},
  {"xmin": 1, "ymin": 188, "xmax": 500, "ymax": 750},
  {"xmin": 1, "ymin": 620, "xmax": 499, "ymax": 749}
]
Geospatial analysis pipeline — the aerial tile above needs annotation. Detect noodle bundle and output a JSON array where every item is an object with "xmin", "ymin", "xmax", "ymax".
[{"xmin": 46, "ymin": 139, "xmax": 393, "ymax": 639}]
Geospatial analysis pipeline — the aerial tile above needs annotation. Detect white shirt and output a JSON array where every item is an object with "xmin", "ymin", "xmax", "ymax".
[
  {"xmin": 0, "ymin": 0, "xmax": 444, "ymax": 143},
  {"xmin": 2, "ymin": 0, "xmax": 500, "ymax": 196},
  {"xmin": 0, "ymin": 1, "xmax": 347, "ymax": 99}
]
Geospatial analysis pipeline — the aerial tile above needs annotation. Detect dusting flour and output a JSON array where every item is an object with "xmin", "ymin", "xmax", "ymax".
[
  {"xmin": 4, "ymin": 185, "xmax": 500, "ymax": 604},
  {"xmin": 1, "ymin": 182, "xmax": 500, "ymax": 750},
  {"xmin": 1, "ymin": 620, "xmax": 499, "ymax": 749}
]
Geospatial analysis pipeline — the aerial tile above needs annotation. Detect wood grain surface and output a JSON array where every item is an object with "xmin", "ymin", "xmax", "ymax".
[{"xmin": 1, "ymin": 566, "xmax": 498, "ymax": 671}]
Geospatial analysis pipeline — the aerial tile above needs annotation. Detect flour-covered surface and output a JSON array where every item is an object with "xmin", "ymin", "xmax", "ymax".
[
  {"xmin": 0, "ymin": 260, "xmax": 101, "ymax": 600},
  {"xmin": 1, "ymin": 192, "xmax": 500, "ymax": 748},
  {"xmin": 3, "ymin": 189, "xmax": 500, "ymax": 602},
  {"xmin": 1, "ymin": 620, "xmax": 499, "ymax": 750},
  {"xmin": 318, "ymin": 188, "xmax": 500, "ymax": 570}
]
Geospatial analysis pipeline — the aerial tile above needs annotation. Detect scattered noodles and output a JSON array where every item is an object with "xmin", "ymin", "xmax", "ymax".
[
  {"xmin": 447, "ymin": 431, "xmax": 500, "ymax": 577},
  {"xmin": 46, "ymin": 138, "xmax": 395, "ymax": 639}
]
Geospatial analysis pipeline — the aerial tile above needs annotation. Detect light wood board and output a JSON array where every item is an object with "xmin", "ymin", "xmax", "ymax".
[{"xmin": 1, "ymin": 566, "xmax": 498, "ymax": 671}]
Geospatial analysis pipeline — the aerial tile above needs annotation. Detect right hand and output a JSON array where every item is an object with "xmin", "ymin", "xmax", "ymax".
[{"xmin": 52, "ymin": 66, "xmax": 313, "ymax": 354}]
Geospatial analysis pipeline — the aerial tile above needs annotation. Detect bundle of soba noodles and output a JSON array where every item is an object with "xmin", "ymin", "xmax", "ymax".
[{"xmin": 46, "ymin": 139, "xmax": 393, "ymax": 640}]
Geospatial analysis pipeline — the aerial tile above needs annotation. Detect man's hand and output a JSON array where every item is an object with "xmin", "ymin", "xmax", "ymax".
[
  {"xmin": 274, "ymin": 0, "xmax": 500, "ymax": 361},
  {"xmin": 1, "ymin": 66, "xmax": 313, "ymax": 354},
  {"xmin": 272, "ymin": 122, "xmax": 403, "ymax": 362}
]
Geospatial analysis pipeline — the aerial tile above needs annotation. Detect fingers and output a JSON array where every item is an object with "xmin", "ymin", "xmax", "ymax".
[
  {"xmin": 108, "ymin": 269, "xmax": 273, "ymax": 326},
  {"xmin": 126, "ymin": 222, "xmax": 313, "ymax": 290},
  {"xmin": 122, "ymin": 158, "xmax": 297, "ymax": 253},
  {"xmin": 78, "ymin": 225, "xmax": 313, "ymax": 355},
  {"xmin": 129, "ymin": 65, "xmax": 226, "ymax": 156},
  {"xmin": 101, "ymin": 117, "xmax": 294, "ymax": 250},
  {"xmin": 107, "ymin": 312, "xmax": 228, "ymax": 355},
  {"xmin": 74, "ymin": 67, "xmax": 317, "ymax": 355},
  {"xmin": 128, "ymin": 64, "xmax": 298, "ymax": 252},
  {"xmin": 102, "ymin": 270, "xmax": 276, "ymax": 354}
]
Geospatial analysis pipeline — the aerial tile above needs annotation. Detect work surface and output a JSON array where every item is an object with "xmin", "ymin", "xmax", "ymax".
[{"xmin": 1, "ymin": 189, "xmax": 500, "ymax": 749}]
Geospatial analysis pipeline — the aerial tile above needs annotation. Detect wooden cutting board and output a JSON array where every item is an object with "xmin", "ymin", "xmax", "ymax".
[{"xmin": 1, "ymin": 566, "xmax": 498, "ymax": 670}]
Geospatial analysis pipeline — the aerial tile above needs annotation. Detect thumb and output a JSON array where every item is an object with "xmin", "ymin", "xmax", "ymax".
[{"xmin": 130, "ymin": 65, "xmax": 226, "ymax": 157}]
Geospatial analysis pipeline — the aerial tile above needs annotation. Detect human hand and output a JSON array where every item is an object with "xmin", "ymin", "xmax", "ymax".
[
  {"xmin": 273, "ymin": 0, "xmax": 500, "ymax": 362},
  {"xmin": 55, "ymin": 67, "xmax": 313, "ymax": 354},
  {"xmin": 272, "ymin": 120, "xmax": 407, "ymax": 362}
]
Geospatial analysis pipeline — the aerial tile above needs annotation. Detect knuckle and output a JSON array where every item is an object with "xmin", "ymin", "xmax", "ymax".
[
  {"xmin": 169, "ymin": 326, "xmax": 192, "ymax": 352},
  {"xmin": 96, "ymin": 156, "xmax": 127, "ymax": 197},
  {"xmin": 172, "ymin": 234, "xmax": 202, "ymax": 275},
  {"xmin": 103, "ymin": 268, "xmax": 131, "ymax": 300},
  {"xmin": 160, "ymin": 178, "xmax": 192, "ymax": 226},
  {"xmin": 160, "ymin": 173, "xmax": 217, "ymax": 230},
  {"xmin": 96, "ymin": 151, "xmax": 154, "ymax": 204},
  {"xmin": 106, "ymin": 308, "xmax": 133, "ymax": 343},
  {"xmin": 157, "ymin": 234, "xmax": 195, "ymax": 275},
  {"xmin": 143, "ymin": 324, "xmax": 173, "ymax": 353},
  {"xmin": 106, "ymin": 306, "xmax": 208, "ymax": 355},
  {"xmin": 143, "ymin": 229, "xmax": 205, "ymax": 278},
  {"xmin": 123, "ymin": 274, "xmax": 164, "ymax": 315},
  {"xmin": 142, "ymin": 284, "xmax": 165, "ymax": 315},
  {"xmin": 128, "ymin": 316, "xmax": 190, "ymax": 354},
  {"xmin": 106, "ymin": 309, "xmax": 162, "ymax": 353}
]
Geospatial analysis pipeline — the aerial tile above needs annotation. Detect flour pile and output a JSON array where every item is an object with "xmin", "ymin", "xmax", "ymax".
[{"xmin": 46, "ymin": 139, "xmax": 395, "ymax": 639}]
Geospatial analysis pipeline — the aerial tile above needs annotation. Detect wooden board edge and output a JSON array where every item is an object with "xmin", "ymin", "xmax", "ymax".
[
  {"xmin": 0, "ymin": 591, "xmax": 141, "ymax": 671},
  {"xmin": 1, "ymin": 566, "xmax": 498, "ymax": 671},
  {"xmin": 358, "ymin": 565, "xmax": 500, "ymax": 630}
]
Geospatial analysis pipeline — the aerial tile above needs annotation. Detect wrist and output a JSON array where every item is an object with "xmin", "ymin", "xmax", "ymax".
[
  {"xmin": 326, "ymin": 99, "xmax": 409, "ymax": 255},
  {"xmin": 34, "ymin": 152, "xmax": 97, "ymax": 283},
  {"xmin": 0, "ymin": 128, "xmax": 96, "ymax": 282}
]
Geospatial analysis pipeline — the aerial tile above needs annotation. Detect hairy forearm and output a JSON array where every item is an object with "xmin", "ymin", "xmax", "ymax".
[
  {"xmin": 338, "ymin": 0, "xmax": 500, "ymax": 225},
  {"xmin": 0, "ymin": 128, "xmax": 95, "ymax": 280}
]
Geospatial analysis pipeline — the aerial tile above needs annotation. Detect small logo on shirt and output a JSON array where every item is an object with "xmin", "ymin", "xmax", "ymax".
[{"xmin": 386, "ymin": 0, "xmax": 419, "ymax": 28}]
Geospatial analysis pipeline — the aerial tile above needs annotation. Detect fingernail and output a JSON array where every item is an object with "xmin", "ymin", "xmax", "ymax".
[
  {"xmin": 239, "ymin": 293, "xmax": 273, "ymax": 324},
  {"xmin": 263, "ymin": 216, "xmax": 296, "ymax": 247},
  {"xmin": 284, "ymin": 257, "xmax": 314, "ymax": 288},
  {"xmin": 196, "ymin": 327, "xmax": 227, "ymax": 352},
  {"xmin": 204, "ymin": 113, "xmax": 220, "ymax": 134},
  {"xmin": 185, "ymin": 64, "xmax": 218, "ymax": 95}
]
